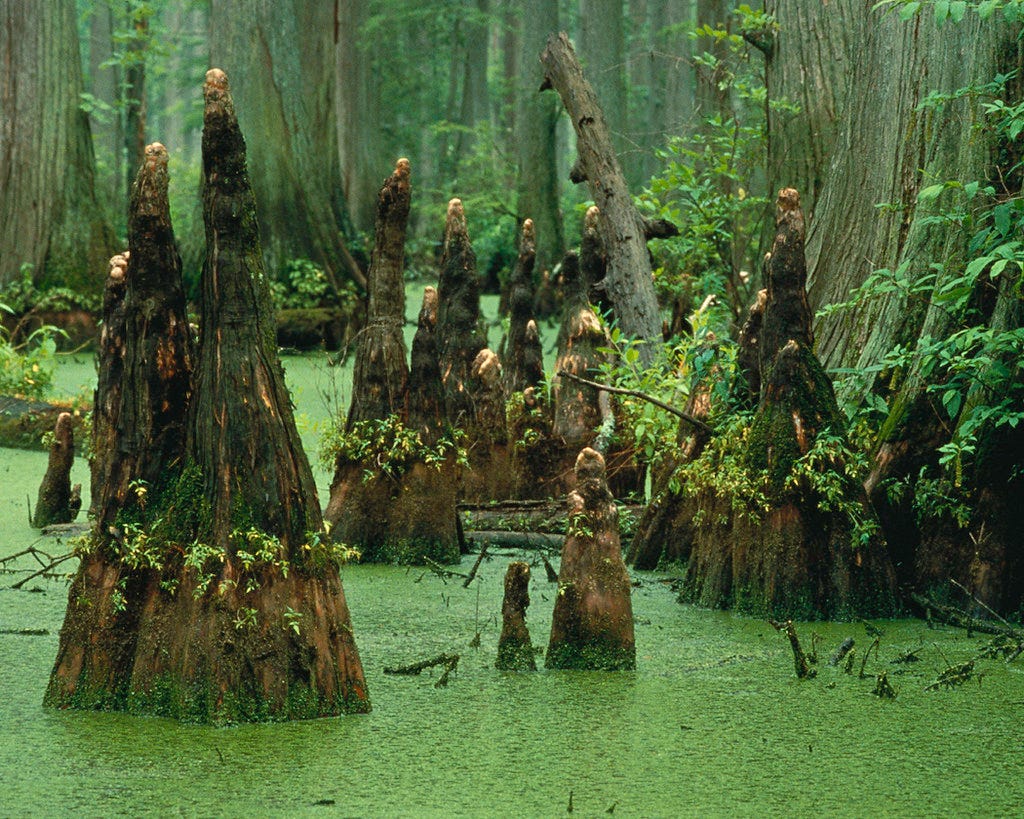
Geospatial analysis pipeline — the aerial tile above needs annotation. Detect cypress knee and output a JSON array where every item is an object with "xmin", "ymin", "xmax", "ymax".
[
  {"xmin": 546, "ymin": 448, "xmax": 636, "ymax": 670},
  {"xmin": 496, "ymin": 562, "xmax": 537, "ymax": 671},
  {"xmin": 503, "ymin": 219, "xmax": 544, "ymax": 394},
  {"xmin": 32, "ymin": 412, "xmax": 76, "ymax": 528}
]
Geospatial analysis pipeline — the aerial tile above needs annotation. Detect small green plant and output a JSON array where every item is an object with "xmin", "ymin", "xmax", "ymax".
[
  {"xmin": 282, "ymin": 606, "xmax": 303, "ymax": 636},
  {"xmin": 233, "ymin": 606, "xmax": 258, "ymax": 632},
  {"xmin": 0, "ymin": 302, "xmax": 60, "ymax": 400},
  {"xmin": 269, "ymin": 259, "xmax": 360, "ymax": 312},
  {"xmin": 319, "ymin": 414, "xmax": 468, "ymax": 482}
]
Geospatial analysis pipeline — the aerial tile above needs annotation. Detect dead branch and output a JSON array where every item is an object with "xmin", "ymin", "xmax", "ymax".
[
  {"xmin": 769, "ymin": 619, "xmax": 816, "ymax": 679},
  {"xmin": 462, "ymin": 542, "xmax": 489, "ymax": 588},
  {"xmin": 556, "ymin": 369, "xmax": 715, "ymax": 435},
  {"xmin": 828, "ymin": 637, "xmax": 855, "ymax": 667}
]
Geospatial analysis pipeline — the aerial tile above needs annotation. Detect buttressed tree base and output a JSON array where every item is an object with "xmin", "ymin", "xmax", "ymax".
[{"xmin": 46, "ymin": 71, "xmax": 368, "ymax": 724}]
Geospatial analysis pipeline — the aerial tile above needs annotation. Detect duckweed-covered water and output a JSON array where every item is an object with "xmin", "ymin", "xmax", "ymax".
[{"xmin": 3, "ymin": 328, "xmax": 1024, "ymax": 816}]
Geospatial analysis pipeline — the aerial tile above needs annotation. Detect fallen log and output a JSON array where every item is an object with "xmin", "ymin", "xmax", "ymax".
[
  {"xmin": 910, "ymin": 592, "xmax": 1018, "ymax": 637},
  {"xmin": 464, "ymin": 531, "xmax": 563, "ymax": 550}
]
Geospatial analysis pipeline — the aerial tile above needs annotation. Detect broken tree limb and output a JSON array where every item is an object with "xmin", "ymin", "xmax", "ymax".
[
  {"xmin": 828, "ymin": 637, "xmax": 855, "ymax": 667},
  {"xmin": 556, "ymin": 369, "xmax": 715, "ymax": 436},
  {"xmin": 540, "ymin": 32, "xmax": 661, "ymax": 365},
  {"xmin": 910, "ymin": 592, "xmax": 1018, "ymax": 637},
  {"xmin": 384, "ymin": 653, "xmax": 460, "ymax": 676},
  {"xmin": 769, "ymin": 619, "xmax": 816, "ymax": 679}
]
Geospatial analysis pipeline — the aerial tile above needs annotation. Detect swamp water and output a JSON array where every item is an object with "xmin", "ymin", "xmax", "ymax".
[{"xmin": 3, "ymin": 303, "xmax": 1024, "ymax": 816}]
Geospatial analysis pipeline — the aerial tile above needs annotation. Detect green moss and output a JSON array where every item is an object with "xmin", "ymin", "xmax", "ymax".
[{"xmin": 544, "ymin": 639, "xmax": 636, "ymax": 671}]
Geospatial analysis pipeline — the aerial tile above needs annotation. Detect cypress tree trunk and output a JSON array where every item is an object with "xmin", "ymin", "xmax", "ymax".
[
  {"xmin": 47, "ymin": 72, "xmax": 369, "ymax": 723},
  {"xmin": 0, "ymin": 0, "xmax": 113, "ymax": 290},
  {"xmin": 678, "ymin": 190, "xmax": 898, "ymax": 619},
  {"xmin": 502, "ymin": 219, "xmax": 544, "ymax": 395},
  {"xmin": 325, "ymin": 160, "xmax": 459, "ymax": 564}
]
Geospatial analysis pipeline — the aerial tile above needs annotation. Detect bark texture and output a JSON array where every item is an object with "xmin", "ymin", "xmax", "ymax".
[
  {"xmin": 502, "ymin": 219, "xmax": 544, "ymax": 395},
  {"xmin": 325, "ymin": 173, "xmax": 459, "ymax": 565},
  {"xmin": 540, "ymin": 32, "xmax": 661, "ymax": 364},
  {"xmin": 47, "ymin": 71, "xmax": 368, "ymax": 723},
  {"xmin": 495, "ymin": 561, "xmax": 537, "ymax": 671},
  {"xmin": 209, "ymin": 1, "xmax": 362, "ymax": 290},
  {"xmin": 546, "ymin": 448, "xmax": 636, "ymax": 670},
  {"xmin": 678, "ymin": 191, "xmax": 898, "ymax": 619},
  {"xmin": 0, "ymin": 0, "xmax": 113, "ymax": 289}
]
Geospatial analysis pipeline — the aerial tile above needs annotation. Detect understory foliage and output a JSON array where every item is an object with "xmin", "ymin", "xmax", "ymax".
[
  {"xmin": 822, "ymin": 52, "xmax": 1024, "ymax": 526},
  {"xmin": 0, "ymin": 289, "xmax": 60, "ymax": 400},
  {"xmin": 319, "ymin": 414, "xmax": 469, "ymax": 482},
  {"xmin": 637, "ymin": 5, "xmax": 786, "ymax": 322}
]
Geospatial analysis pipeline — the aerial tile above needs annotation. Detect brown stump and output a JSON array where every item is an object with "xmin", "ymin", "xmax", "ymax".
[
  {"xmin": 495, "ymin": 561, "xmax": 537, "ymax": 671},
  {"xmin": 32, "ymin": 412, "xmax": 77, "ymax": 528},
  {"xmin": 47, "ymin": 72, "xmax": 368, "ymax": 723},
  {"xmin": 461, "ymin": 347, "xmax": 514, "ymax": 501},
  {"xmin": 502, "ymin": 219, "xmax": 544, "ymax": 395},
  {"xmin": 546, "ymin": 448, "xmax": 636, "ymax": 670},
  {"xmin": 508, "ymin": 386, "xmax": 563, "ymax": 500}
]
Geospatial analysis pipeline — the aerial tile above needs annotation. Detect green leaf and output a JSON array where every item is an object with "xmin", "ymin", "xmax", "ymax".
[
  {"xmin": 978, "ymin": 0, "xmax": 999, "ymax": 18},
  {"xmin": 918, "ymin": 183, "xmax": 945, "ymax": 202},
  {"xmin": 934, "ymin": 0, "xmax": 950, "ymax": 24},
  {"xmin": 899, "ymin": 1, "xmax": 922, "ymax": 20},
  {"xmin": 949, "ymin": 1, "xmax": 967, "ymax": 22},
  {"xmin": 965, "ymin": 256, "xmax": 993, "ymax": 278},
  {"xmin": 990, "ymin": 258, "xmax": 1010, "ymax": 278},
  {"xmin": 942, "ymin": 390, "xmax": 962, "ymax": 419}
]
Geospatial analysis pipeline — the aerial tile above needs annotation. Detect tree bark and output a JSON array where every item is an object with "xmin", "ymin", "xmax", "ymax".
[
  {"xmin": 540, "ymin": 32, "xmax": 661, "ymax": 364},
  {"xmin": 515, "ymin": 0, "xmax": 564, "ymax": 276},
  {"xmin": 502, "ymin": 219, "xmax": 544, "ymax": 394},
  {"xmin": 546, "ymin": 448, "xmax": 636, "ymax": 670},
  {"xmin": 346, "ymin": 158, "xmax": 411, "ymax": 427},
  {"xmin": 0, "ymin": 0, "xmax": 114, "ymax": 290},
  {"xmin": 47, "ymin": 71, "xmax": 369, "ymax": 723},
  {"xmin": 209, "ymin": 0, "xmax": 363, "ymax": 290}
]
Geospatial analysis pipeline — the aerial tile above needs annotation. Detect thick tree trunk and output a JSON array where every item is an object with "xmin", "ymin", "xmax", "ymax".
[
  {"xmin": 764, "ymin": 0, "xmax": 854, "ymax": 220},
  {"xmin": 87, "ymin": 2, "xmax": 123, "ymax": 212},
  {"xmin": 679, "ymin": 191, "xmax": 898, "ymax": 619},
  {"xmin": 326, "ymin": 162, "xmax": 459, "ymax": 564},
  {"xmin": 502, "ymin": 220, "xmax": 544, "ymax": 394},
  {"xmin": 546, "ymin": 448, "xmax": 635, "ymax": 670},
  {"xmin": 346, "ymin": 159, "xmax": 411, "ymax": 427},
  {"xmin": 336, "ymin": 0, "xmax": 384, "ymax": 234},
  {"xmin": 0, "ymin": 0, "xmax": 113, "ymax": 290},
  {"xmin": 123, "ymin": 10, "xmax": 147, "ymax": 202},
  {"xmin": 209, "ymin": 0, "xmax": 363, "ymax": 290},
  {"xmin": 540, "ymin": 32, "xmax": 661, "ymax": 364},
  {"xmin": 32, "ymin": 412, "xmax": 78, "ymax": 528},
  {"xmin": 496, "ymin": 561, "xmax": 537, "ymax": 671},
  {"xmin": 47, "ymin": 71, "xmax": 369, "ymax": 723},
  {"xmin": 515, "ymin": 0, "xmax": 564, "ymax": 277}
]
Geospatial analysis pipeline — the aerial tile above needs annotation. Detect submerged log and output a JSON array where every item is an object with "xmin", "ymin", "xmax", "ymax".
[
  {"xmin": 546, "ymin": 448, "xmax": 636, "ymax": 670},
  {"xmin": 540, "ymin": 33, "xmax": 661, "ymax": 364},
  {"xmin": 31, "ymin": 412, "xmax": 77, "ymax": 528},
  {"xmin": 47, "ymin": 71, "xmax": 368, "ymax": 723},
  {"xmin": 496, "ymin": 562, "xmax": 537, "ymax": 671}
]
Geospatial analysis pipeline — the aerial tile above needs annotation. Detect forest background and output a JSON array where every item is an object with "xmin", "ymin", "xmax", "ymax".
[{"xmin": 2, "ymin": 0, "xmax": 1023, "ymax": 614}]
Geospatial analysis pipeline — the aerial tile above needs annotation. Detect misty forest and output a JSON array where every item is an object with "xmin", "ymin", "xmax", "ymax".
[{"xmin": 2, "ymin": 0, "xmax": 1023, "ymax": 815}]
